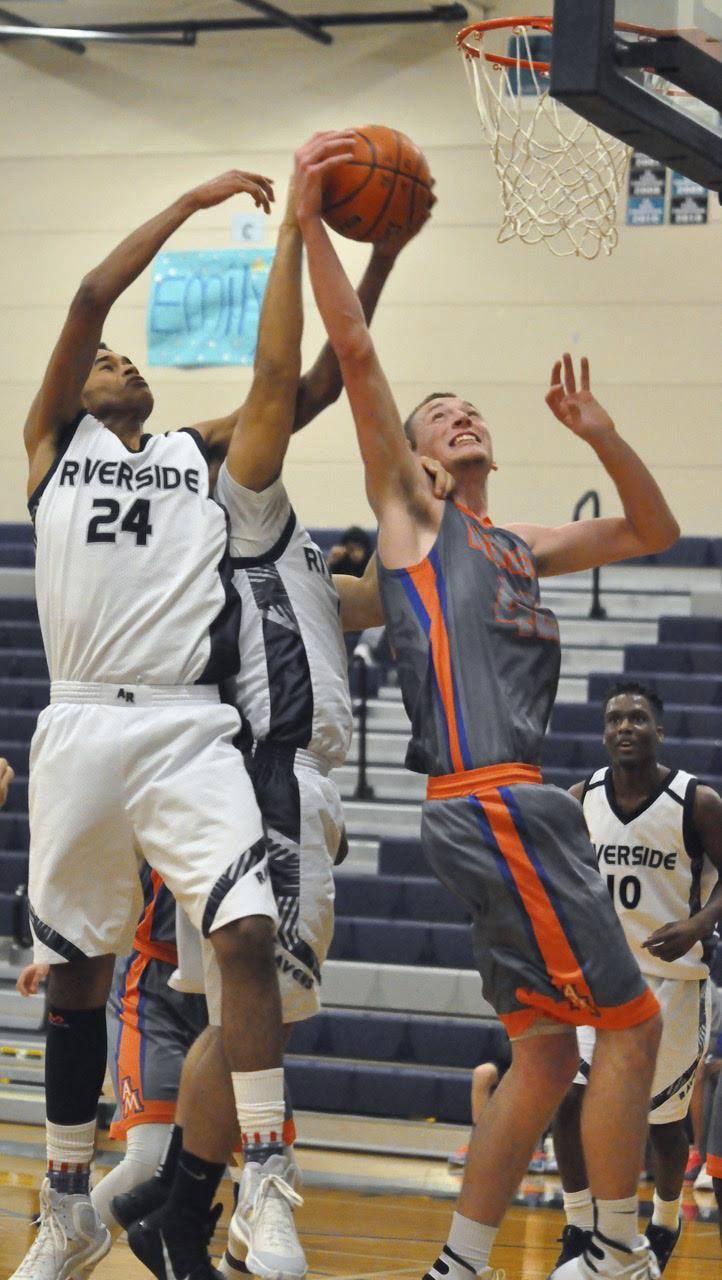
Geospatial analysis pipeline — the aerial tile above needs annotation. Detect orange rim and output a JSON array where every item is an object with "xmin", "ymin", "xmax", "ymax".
[{"xmin": 457, "ymin": 15, "xmax": 671, "ymax": 74}]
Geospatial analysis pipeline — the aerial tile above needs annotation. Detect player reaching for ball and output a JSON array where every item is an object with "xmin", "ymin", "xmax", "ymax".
[{"xmin": 295, "ymin": 129, "xmax": 681, "ymax": 1280}]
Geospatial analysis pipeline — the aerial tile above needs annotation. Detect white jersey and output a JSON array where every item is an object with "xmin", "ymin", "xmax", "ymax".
[
  {"xmin": 583, "ymin": 766, "xmax": 717, "ymax": 980},
  {"xmin": 31, "ymin": 413, "xmax": 240, "ymax": 686},
  {"xmin": 215, "ymin": 463, "xmax": 352, "ymax": 767}
]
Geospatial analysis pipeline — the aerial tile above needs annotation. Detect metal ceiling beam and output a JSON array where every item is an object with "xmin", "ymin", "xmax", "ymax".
[
  {"xmin": 0, "ymin": 5, "xmax": 85, "ymax": 54},
  {"xmin": 233, "ymin": 0, "xmax": 331, "ymax": 46},
  {"xmin": 82, "ymin": 7, "xmax": 469, "ymax": 38},
  {"xmin": 0, "ymin": 23, "xmax": 196, "ymax": 47}
]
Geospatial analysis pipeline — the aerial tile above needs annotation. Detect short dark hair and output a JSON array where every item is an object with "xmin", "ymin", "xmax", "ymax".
[
  {"xmin": 603, "ymin": 680, "xmax": 664, "ymax": 724},
  {"xmin": 341, "ymin": 526, "xmax": 372, "ymax": 552},
  {"xmin": 98, "ymin": 341, "xmax": 109, "ymax": 350},
  {"xmin": 402, "ymin": 392, "xmax": 457, "ymax": 449}
]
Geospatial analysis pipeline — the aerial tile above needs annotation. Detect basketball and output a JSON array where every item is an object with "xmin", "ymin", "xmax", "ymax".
[{"xmin": 322, "ymin": 124, "xmax": 434, "ymax": 244}]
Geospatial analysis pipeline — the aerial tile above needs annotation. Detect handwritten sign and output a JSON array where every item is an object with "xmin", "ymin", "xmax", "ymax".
[{"xmin": 147, "ymin": 248, "xmax": 274, "ymax": 367}]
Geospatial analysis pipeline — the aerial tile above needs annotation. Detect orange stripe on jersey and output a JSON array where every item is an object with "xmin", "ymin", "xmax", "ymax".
[
  {"xmin": 115, "ymin": 951, "xmax": 147, "ymax": 1121},
  {"xmin": 499, "ymin": 985, "xmax": 661, "ymax": 1038},
  {"xmin": 427, "ymin": 763, "xmax": 542, "ymax": 800},
  {"xmin": 483, "ymin": 789, "xmax": 594, "ymax": 1003},
  {"xmin": 410, "ymin": 559, "xmax": 465, "ymax": 773}
]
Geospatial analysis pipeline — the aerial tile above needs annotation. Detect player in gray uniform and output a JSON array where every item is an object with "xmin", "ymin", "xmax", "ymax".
[{"xmin": 295, "ymin": 131, "xmax": 682, "ymax": 1280}]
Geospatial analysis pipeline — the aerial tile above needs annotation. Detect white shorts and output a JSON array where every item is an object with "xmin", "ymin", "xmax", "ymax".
[
  {"xmin": 175, "ymin": 743, "xmax": 343, "ymax": 1025},
  {"xmin": 28, "ymin": 682, "xmax": 276, "ymax": 966},
  {"xmin": 575, "ymin": 975, "xmax": 712, "ymax": 1124}
]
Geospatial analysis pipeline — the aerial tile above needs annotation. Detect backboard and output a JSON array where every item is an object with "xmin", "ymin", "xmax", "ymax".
[{"xmin": 550, "ymin": 0, "xmax": 722, "ymax": 193}]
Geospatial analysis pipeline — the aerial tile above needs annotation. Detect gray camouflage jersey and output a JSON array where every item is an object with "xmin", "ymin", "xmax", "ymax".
[{"xmin": 377, "ymin": 500, "xmax": 561, "ymax": 776}]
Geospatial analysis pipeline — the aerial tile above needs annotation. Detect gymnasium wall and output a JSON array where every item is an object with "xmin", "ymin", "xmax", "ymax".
[{"xmin": 0, "ymin": 3, "xmax": 720, "ymax": 533}]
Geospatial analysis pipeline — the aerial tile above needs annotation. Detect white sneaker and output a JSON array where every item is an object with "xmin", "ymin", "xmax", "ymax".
[
  {"xmin": 9, "ymin": 1179, "xmax": 111, "ymax": 1280},
  {"xmin": 224, "ymin": 1154, "xmax": 306, "ymax": 1280},
  {"xmin": 694, "ymin": 1162, "xmax": 713, "ymax": 1190},
  {"xmin": 551, "ymin": 1236, "xmax": 660, "ymax": 1278}
]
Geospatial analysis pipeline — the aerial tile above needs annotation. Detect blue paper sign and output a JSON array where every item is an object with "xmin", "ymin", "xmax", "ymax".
[
  {"xmin": 147, "ymin": 248, "xmax": 275, "ymax": 367},
  {"xmin": 626, "ymin": 196, "xmax": 666, "ymax": 227}
]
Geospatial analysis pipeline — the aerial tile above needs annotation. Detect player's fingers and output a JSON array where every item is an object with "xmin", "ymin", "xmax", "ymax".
[
  {"xmin": 309, "ymin": 152, "xmax": 356, "ymax": 177},
  {"xmin": 550, "ymin": 360, "xmax": 562, "ymax": 388},
  {"xmin": 580, "ymin": 356, "xmax": 590, "ymax": 391},
  {"xmin": 545, "ymin": 385, "xmax": 565, "ymax": 414},
  {"xmin": 562, "ymin": 352, "xmax": 576, "ymax": 394}
]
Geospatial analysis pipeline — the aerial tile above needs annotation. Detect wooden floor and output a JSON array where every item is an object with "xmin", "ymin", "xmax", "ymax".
[{"xmin": 1, "ymin": 1125, "xmax": 720, "ymax": 1279}]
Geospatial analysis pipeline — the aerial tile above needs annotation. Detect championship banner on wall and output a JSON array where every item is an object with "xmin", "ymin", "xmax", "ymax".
[
  {"xmin": 669, "ymin": 171, "xmax": 710, "ymax": 225},
  {"xmin": 626, "ymin": 152, "xmax": 667, "ymax": 226},
  {"xmin": 147, "ymin": 248, "xmax": 274, "ymax": 367}
]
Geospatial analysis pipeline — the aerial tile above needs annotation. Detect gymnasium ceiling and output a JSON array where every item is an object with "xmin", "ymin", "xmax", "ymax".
[{"xmin": 0, "ymin": 1, "xmax": 483, "ymax": 51}]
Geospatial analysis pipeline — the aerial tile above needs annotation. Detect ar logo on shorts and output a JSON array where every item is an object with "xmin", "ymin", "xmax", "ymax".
[
  {"xmin": 255, "ymin": 866, "xmax": 268, "ymax": 885},
  {"xmin": 116, "ymin": 688, "xmax": 135, "ymax": 704},
  {"xmin": 562, "ymin": 983, "xmax": 601, "ymax": 1020},
  {"xmin": 119, "ymin": 1074, "xmax": 144, "ymax": 1118}
]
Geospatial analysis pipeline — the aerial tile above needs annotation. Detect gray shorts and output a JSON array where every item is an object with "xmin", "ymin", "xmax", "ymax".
[
  {"xmin": 422, "ymin": 780, "xmax": 658, "ymax": 1038},
  {"xmin": 106, "ymin": 951, "xmax": 207, "ymax": 1139}
]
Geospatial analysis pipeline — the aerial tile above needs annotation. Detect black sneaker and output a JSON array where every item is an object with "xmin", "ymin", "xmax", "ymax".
[
  {"xmin": 646, "ymin": 1222, "xmax": 681, "ymax": 1273},
  {"xmin": 548, "ymin": 1224, "xmax": 592, "ymax": 1275},
  {"xmin": 111, "ymin": 1175, "xmax": 170, "ymax": 1229},
  {"xmin": 128, "ymin": 1203, "xmax": 223, "ymax": 1280}
]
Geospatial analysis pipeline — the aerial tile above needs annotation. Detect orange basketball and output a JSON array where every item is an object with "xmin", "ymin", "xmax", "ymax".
[{"xmin": 322, "ymin": 125, "xmax": 434, "ymax": 244}]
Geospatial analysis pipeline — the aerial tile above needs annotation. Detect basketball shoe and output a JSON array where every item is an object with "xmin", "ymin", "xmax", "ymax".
[
  {"xmin": 128, "ymin": 1202, "xmax": 223, "ymax": 1280},
  {"xmin": 547, "ymin": 1224, "xmax": 592, "ymax": 1275},
  {"xmin": 645, "ymin": 1222, "xmax": 681, "ymax": 1273},
  {"xmin": 551, "ymin": 1235, "xmax": 661, "ymax": 1278},
  {"xmin": 221, "ymin": 1153, "xmax": 306, "ymax": 1280},
  {"xmin": 9, "ymin": 1178, "xmax": 111, "ymax": 1280}
]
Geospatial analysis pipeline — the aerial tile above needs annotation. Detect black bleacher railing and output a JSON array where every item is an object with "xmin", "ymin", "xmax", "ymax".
[{"xmin": 572, "ymin": 489, "xmax": 606, "ymax": 620}]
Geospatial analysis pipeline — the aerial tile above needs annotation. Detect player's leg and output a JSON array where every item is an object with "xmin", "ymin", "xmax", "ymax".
[
  {"xmin": 423, "ymin": 1029, "xmax": 579, "ymax": 1279},
  {"xmin": 93, "ymin": 1124, "xmax": 171, "ymax": 1233},
  {"xmin": 550, "ymin": 1079, "xmax": 594, "ymax": 1274},
  {"xmin": 10, "ymin": 706, "xmax": 140, "ymax": 1280}
]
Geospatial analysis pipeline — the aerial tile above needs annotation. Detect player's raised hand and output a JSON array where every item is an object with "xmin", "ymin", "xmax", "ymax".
[
  {"xmin": 419, "ymin": 455, "xmax": 455, "ymax": 499},
  {"xmin": 545, "ymin": 354, "xmax": 615, "ymax": 444},
  {"xmin": 294, "ymin": 131, "xmax": 357, "ymax": 222},
  {"xmin": 373, "ymin": 183, "xmax": 437, "ymax": 259},
  {"xmin": 0, "ymin": 758, "xmax": 14, "ymax": 808},
  {"xmin": 188, "ymin": 170, "xmax": 275, "ymax": 214}
]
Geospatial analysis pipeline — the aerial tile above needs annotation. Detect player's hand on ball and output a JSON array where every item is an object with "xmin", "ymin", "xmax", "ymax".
[
  {"xmin": 419, "ymin": 455, "xmax": 455, "ymax": 499},
  {"xmin": 373, "ymin": 185, "xmax": 436, "ymax": 258},
  {"xmin": 0, "ymin": 757, "xmax": 14, "ymax": 808},
  {"xmin": 545, "ymin": 354, "xmax": 615, "ymax": 443},
  {"xmin": 642, "ymin": 918, "xmax": 701, "ymax": 962},
  {"xmin": 16, "ymin": 963, "xmax": 49, "ymax": 997},
  {"xmin": 294, "ymin": 131, "xmax": 357, "ymax": 221},
  {"xmin": 189, "ymin": 170, "xmax": 275, "ymax": 215}
]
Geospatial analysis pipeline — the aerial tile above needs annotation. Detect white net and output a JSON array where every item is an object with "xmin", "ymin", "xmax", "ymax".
[{"xmin": 462, "ymin": 24, "xmax": 632, "ymax": 259}]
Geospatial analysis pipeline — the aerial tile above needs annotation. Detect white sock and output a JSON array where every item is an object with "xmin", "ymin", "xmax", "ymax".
[
  {"xmin": 563, "ymin": 1187, "xmax": 594, "ymax": 1232},
  {"xmin": 440, "ymin": 1212, "xmax": 497, "ymax": 1274},
  {"xmin": 594, "ymin": 1195, "xmax": 641, "ymax": 1251},
  {"xmin": 91, "ymin": 1123, "xmax": 170, "ymax": 1235},
  {"xmin": 46, "ymin": 1118, "xmax": 96, "ymax": 1168},
  {"xmin": 231, "ymin": 1067, "xmax": 285, "ymax": 1156},
  {"xmin": 651, "ymin": 1191, "xmax": 681, "ymax": 1232}
]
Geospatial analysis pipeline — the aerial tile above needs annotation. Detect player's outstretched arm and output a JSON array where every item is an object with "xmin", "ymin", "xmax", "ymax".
[
  {"xmin": 507, "ymin": 355, "xmax": 680, "ymax": 577},
  {"xmin": 293, "ymin": 220, "xmax": 427, "ymax": 432},
  {"xmin": 222, "ymin": 186, "xmax": 304, "ymax": 492},
  {"xmin": 0, "ymin": 758, "xmax": 14, "ymax": 809},
  {"xmin": 295, "ymin": 133, "xmax": 437, "ymax": 566},
  {"xmin": 642, "ymin": 786, "xmax": 722, "ymax": 963},
  {"xmin": 24, "ymin": 170, "xmax": 273, "ymax": 488}
]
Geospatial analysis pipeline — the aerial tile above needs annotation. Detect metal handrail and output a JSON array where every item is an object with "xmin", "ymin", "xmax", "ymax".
[
  {"xmin": 572, "ymin": 489, "xmax": 606, "ymax": 619},
  {"xmin": 351, "ymin": 646, "xmax": 375, "ymax": 801}
]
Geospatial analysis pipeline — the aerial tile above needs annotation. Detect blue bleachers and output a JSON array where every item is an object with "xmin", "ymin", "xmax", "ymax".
[
  {"xmin": 625, "ymin": 644, "xmax": 722, "ymax": 676},
  {"xmin": 589, "ymin": 671, "xmax": 722, "ymax": 707}
]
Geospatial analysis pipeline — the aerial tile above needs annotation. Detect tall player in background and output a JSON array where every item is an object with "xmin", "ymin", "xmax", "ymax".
[
  {"xmin": 551, "ymin": 682, "xmax": 722, "ymax": 1275},
  {"xmin": 294, "ymin": 130, "xmax": 681, "ymax": 1280}
]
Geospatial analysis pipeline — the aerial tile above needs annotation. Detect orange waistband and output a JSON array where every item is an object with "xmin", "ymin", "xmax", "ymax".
[
  {"xmin": 426, "ymin": 763, "xmax": 542, "ymax": 800},
  {"xmin": 132, "ymin": 939, "xmax": 179, "ymax": 967}
]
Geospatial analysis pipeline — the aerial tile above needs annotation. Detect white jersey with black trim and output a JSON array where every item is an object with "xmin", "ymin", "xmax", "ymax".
[
  {"xmin": 583, "ymin": 766, "xmax": 717, "ymax": 980},
  {"xmin": 215, "ymin": 463, "xmax": 352, "ymax": 767},
  {"xmin": 31, "ymin": 413, "xmax": 240, "ymax": 686}
]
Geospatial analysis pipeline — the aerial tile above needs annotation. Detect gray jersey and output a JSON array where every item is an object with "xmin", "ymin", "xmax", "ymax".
[{"xmin": 377, "ymin": 499, "xmax": 561, "ymax": 776}]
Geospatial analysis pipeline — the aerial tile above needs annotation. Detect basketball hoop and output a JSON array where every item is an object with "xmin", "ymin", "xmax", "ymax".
[{"xmin": 456, "ymin": 16, "xmax": 661, "ymax": 259}]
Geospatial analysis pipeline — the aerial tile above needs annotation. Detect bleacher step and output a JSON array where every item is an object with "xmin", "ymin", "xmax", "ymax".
[{"xmin": 322, "ymin": 959, "xmax": 494, "ymax": 1018}]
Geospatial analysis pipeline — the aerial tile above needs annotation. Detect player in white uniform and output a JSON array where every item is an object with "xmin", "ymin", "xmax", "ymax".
[
  {"xmin": 122, "ymin": 163, "xmax": 446, "ymax": 1280},
  {"xmin": 551, "ymin": 681, "xmax": 722, "ymax": 1276},
  {"xmin": 9, "ymin": 169, "xmax": 307, "ymax": 1280}
]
